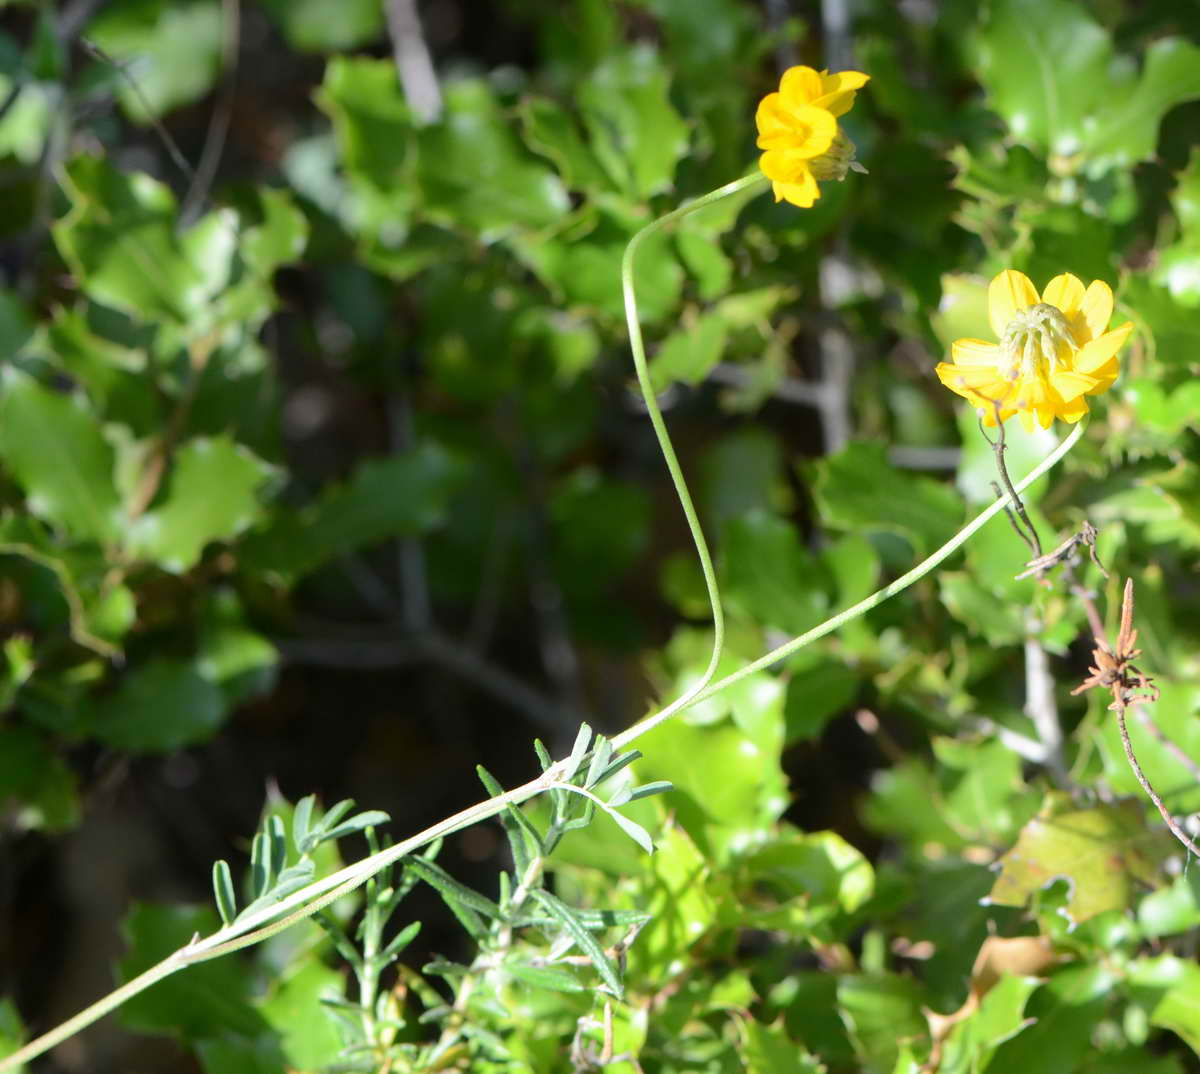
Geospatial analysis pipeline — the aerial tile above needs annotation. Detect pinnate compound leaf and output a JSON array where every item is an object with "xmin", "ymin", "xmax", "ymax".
[
  {"xmin": 987, "ymin": 795, "xmax": 1172, "ymax": 924},
  {"xmin": 0, "ymin": 370, "xmax": 121, "ymax": 543},
  {"xmin": 131, "ymin": 435, "xmax": 274, "ymax": 572}
]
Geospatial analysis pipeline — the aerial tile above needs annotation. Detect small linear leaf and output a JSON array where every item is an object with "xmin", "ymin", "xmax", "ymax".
[
  {"xmin": 250, "ymin": 831, "xmax": 270, "ymax": 897},
  {"xmin": 585, "ymin": 737, "xmax": 613, "ymax": 789},
  {"xmin": 380, "ymin": 920, "xmax": 422, "ymax": 962},
  {"xmin": 292, "ymin": 795, "xmax": 315, "ymax": 855},
  {"xmin": 565, "ymin": 723, "xmax": 592, "ymax": 781},
  {"xmin": 404, "ymin": 856, "xmax": 500, "ymax": 939},
  {"xmin": 322, "ymin": 810, "xmax": 391, "ymax": 844},
  {"xmin": 531, "ymin": 889, "xmax": 622, "ymax": 997},
  {"xmin": 533, "ymin": 738, "xmax": 553, "ymax": 772},
  {"xmin": 211, "ymin": 860, "xmax": 236, "ymax": 925},
  {"xmin": 267, "ymin": 815, "xmax": 287, "ymax": 880},
  {"xmin": 628, "ymin": 780, "xmax": 674, "ymax": 802},
  {"xmin": 507, "ymin": 963, "xmax": 587, "ymax": 994},
  {"xmin": 597, "ymin": 801, "xmax": 655, "ymax": 854},
  {"xmin": 477, "ymin": 764, "xmax": 542, "ymax": 872},
  {"xmin": 595, "ymin": 749, "xmax": 640, "ymax": 788}
]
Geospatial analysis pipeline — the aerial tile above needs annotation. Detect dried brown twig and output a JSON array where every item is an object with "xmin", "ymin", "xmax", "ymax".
[{"xmin": 1071, "ymin": 579, "xmax": 1200, "ymax": 857}]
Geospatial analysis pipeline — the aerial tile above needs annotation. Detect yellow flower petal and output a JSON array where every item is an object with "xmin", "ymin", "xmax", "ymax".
[
  {"xmin": 1073, "ymin": 322, "xmax": 1132, "ymax": 375},
  {"xmin": 988, "ymin": 270, "xmax": 1040, "ymax": 337},
  {"xmin": 1057, "ymin": 397, "xmax": 1090, "ymax": 423},
  {"xmin": 1049, "ymin": 368, "xmax": 1099, "ymax": 403},
  {"xmin": 950, "ymin": 338, "xmax": 1002, "ymax": 366},
  {"xmin": 779, "ymin": 66, "xmax": 824, "ymax": 106},
  {"xmin": 812, "ymin": 70, "xmax": 871, "ymax": 117},
  {"xmin": 771, "ymin": 170, "xmax": 820, "ymax": 208},
  {"xmin": 1041, "ymin": 273, "xmax": 1085, "ymax": 317},
  {"xmin": 1080, "ymin": 280, "xmax": 1115, "ymax": 342}
]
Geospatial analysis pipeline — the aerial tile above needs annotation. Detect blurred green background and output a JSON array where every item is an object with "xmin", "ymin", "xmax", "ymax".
[{"xmin": 2, "ymin": 0, "xmax": 1200, "ymax": 1070}]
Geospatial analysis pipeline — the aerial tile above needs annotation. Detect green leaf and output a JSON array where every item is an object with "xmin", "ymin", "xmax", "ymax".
[
  {"xmin": 54, "ymin": 156, "xmax": 235, "ymax": 326},
  {"xmin": 721, "ymin": 510, "xmax": 830, "ymax": 636},
  {"xmin": 117, "ymin": 902, "xmax": 265, "ymax": 1040},
  {"xmin": 938, "ymin": 973, "xmax": 1039, "ymax": 1073},
  {"xmin": 577, "ymin": 45, "xmax": 689, "ymax": 200},
  {"xmin": 91, "ymin": 658, "xmax": 228, "ymax": 752},
  {"xmin": 837, "ymin": 973, "xmax": 928, "ymax": 1072},
  {"xmin": 417, "ymin": 80, "xmax": 569, "ymax": 237},
  {"xmin": 131, "ymin": 435, "xmax": 274, "ymax": 572},
  {"xmin": 649, "ymin": 309, "xmax": 728, "ymax": 392},
  {"xmin": 975, "ymin": 0, "xmax": 1200, "ymax": 173},
  {"xmin": 506, "ymin": 963, "xmax": 587, "ymax": 994},
  {"xmin": 258, "ymin": 0, "xmax": 382, "ymax": 52},
  {"xmin": 197, "ymin": 590, "xmax": 277, "ymax": 707},
  {"xmin": 987, "ymin": 964, "xmax": 1116, "ymax": 1072},
  {"xmin": 88, "ymin": 0, "xmax": 223, "ymax": 123},
  {"xmin": 0, "ymin": 370, "xmax": 121, "ymax": 543},
  {"xmin": 812, "ymin": 440, "xmax": 963, "ymax": 555},
  {"xmin": 0, "ymin": 997, "xmax": 26, "ymax": 1072},
  {"xmin": 740, "ymin": 1017, "xmax": 824, "ymax": 1074},
  {"xmin": 242, "ymin": 443, "xmax": 463, "ymax": 583},
  {"xmin": 0, "ymin": 725, "xmax": 80, "ymax": 832},
  {"xmin": 1128, "ymin": 956, "xmax": 1200, "ymax": 1057},
  {"xmin": 987, "ymin": 795, "xmax": 1172, "ymax": 924},
  {"xmin": 212, "ymin": 860, "xmax": 236, "ymax": 925},
  {"xmin": 519, "ymin": 96, "xmax": 615, "ymax": 194},
  {"xmin": 530, "ymin": 888, "xmax": 623, "ymax": 997},
  {"xmin": 258, "ymin": 961, "xmax": 345, "ymax": 1070}
]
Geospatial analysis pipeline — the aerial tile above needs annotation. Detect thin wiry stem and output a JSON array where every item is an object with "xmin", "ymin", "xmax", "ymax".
[{"xmin": 0, "ymin": 177, "xmax": 1091, "ymax": 1073}]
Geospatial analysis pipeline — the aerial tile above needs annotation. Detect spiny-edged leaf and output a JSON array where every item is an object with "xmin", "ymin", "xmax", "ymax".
[
  {"xmin": 400, "ymin": 854, "xmax": 499, "ymax": 931},
  {"xmin": 577, "ymin": 44, "xmax": 689, "ymax": 200},
  {"xmin": 212, "ymin": 860, "xmax": 237, "ymax": 925},
  {"xmin": 987, "ymin": 794, "xmax": 1173, "ymax": 924},
  {"xmin": 241, "ymin": 444, "xmax": 463, "ymax": 583},
  {"xmin": 530, "ymin": 888, "xmax": 622, "ymax": 997},
  {"xmin": 53, "ymin": 155, "xmax": 234, "ymax": 325},
  {"xmin": 0, "ymin": 370, "xmax": 121, "ymax": 543},
  {"xmin": 91, "ymin": 659, "xmax": 227, "ymax": 753},
  {"xmin": 131, "ymin": 435, "xmax": 274, "ymax": 573},
  {"xmin": 506, "ymin": 963, "xmax": 587, "ymax": 994}
]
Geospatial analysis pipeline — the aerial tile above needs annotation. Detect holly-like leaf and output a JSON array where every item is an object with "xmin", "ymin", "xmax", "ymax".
[
  {"xmin": 987, "ymin": 795, "xmax": 1172, "ymax": 924},
  {"xmin": 91, "ymin": 659, "xmax": 228, "ymax": 752},
  {"xmin": 131, "ymin": 435, "xmax": 274, "ymax": 573},
  {"xmin": 0, "ymin": 370, "xmax": 122, "ymax": 543}
]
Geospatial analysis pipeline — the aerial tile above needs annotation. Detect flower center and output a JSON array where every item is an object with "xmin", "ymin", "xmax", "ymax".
[{"xmin": 998, "ymin": 302, "xmax": 1076, "ymax": 381}]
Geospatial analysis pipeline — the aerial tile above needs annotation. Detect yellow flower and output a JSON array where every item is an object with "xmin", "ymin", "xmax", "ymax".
[
  {"xmin": 756, "ymin": 66, "xmax": 870, "ymax": 208},
  {"xmin": 935, "ymin": 270, "xmax": 1133, "ymax": 432}
]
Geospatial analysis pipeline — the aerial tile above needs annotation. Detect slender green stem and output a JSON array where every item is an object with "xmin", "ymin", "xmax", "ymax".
[
  {"xmin": 620, "ymin": 171, "xmax": 767, "ymax": 722},
  {"xmin": 0, "ymin": 172, "xmax": 1086, "ymax": 1073}
]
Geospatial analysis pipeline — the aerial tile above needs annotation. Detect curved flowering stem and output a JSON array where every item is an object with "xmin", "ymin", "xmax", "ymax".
[
  {"xmin": 620, "ymin": 170, "xmax": 767, "ymax": 732},
  {"xmin": 0, "ymin": 180, "xmax": 1090, "ymax": 1072}
]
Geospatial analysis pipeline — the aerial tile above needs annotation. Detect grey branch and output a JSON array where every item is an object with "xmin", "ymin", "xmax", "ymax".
[{"xmin": 385, "ymin": 0, "xmax": 442, "ymax": 124}]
